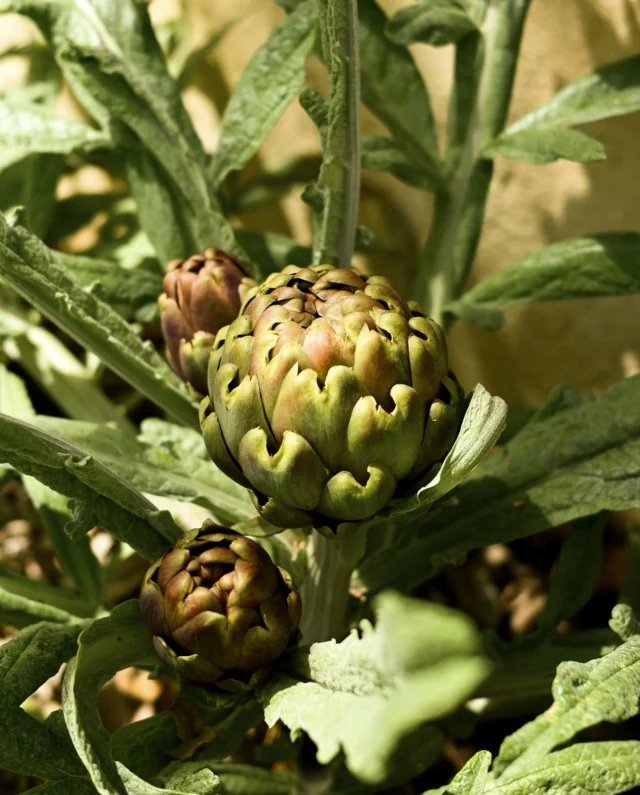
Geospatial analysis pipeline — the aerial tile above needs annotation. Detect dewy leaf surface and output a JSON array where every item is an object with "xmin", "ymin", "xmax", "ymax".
[
  {"xmin": 495, "ymin": 605, "xmax": 640, "ymax": 779},
  {"xmin": 448, "ymin": 233, "xmax": 640, "ymax": 330},
  {"xmin": 211, "ymin": 0, "xmax": 317, "ymax": 187},
  {"xmin": 361, "ymin": 375, "xmax": 640, "ymax": 592},
  {"xmin": 259, "ymin": 592, "xmax": 490, "ymax": 783}
]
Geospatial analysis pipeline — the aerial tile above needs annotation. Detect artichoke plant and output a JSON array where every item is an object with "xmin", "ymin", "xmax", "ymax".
[
  {"xmin": 140, "ymin": 522, "xmax": 301, "ymax": 691},
  {"xmin": 200, "ymin": 264, "xmax": 463, "ymax": 530},
  {"xmin": 160, "ymin": 247, "xmax": 256, "ymax": 394}
]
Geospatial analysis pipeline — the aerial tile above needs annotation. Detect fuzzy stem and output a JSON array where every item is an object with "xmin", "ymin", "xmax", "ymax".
[
  {"xmin": 300, "ymin": 530, "xmax": 364, "ymax": 645},
  {"xmin": 314, "ymin": 0, "xmax": 361, "ymax": 267},
  {"xmin": 414, "ymin": 0, "xmax": 533, "ymax": 325}
]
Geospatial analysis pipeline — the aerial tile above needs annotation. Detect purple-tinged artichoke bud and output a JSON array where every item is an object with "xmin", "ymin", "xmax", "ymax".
[
  {"xmin": 200, "ymin": 264, "xmax": 463, "ymax": 531},
  {"xmin": 160, "ymin": 247, "xmax": 257, "ymax": 395},
  {"xmin": 140, "ymin": 522, "xmax": 301, "ymax": 692}
]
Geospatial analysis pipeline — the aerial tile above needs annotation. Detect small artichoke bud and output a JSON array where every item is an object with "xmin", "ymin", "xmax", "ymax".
[
  {"xmin": 160, "ymin": 247, "xmax": 257, "ymax": 395},
  {"xmin": 200, "ymin": 264, "xmax": 463, "ymax": 530},
  {"xmin": 140, "ymin": 522, "xmax": 301, "ymax": 692}
]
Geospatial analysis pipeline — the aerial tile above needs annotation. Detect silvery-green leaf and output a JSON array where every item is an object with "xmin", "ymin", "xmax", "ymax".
[
  {"xmin": 506, "ymin": 54, "xmax": 640, "ymax": 131},
  {"xmin": 34, "ymin": 416, "xmax": 256, "ymax": 526},
  {"xmin": 386, "ymin": 0, "xmax": 476, "ymax": 48},
  {"xmin": 488, "ymin": 743, "xmax": 640, "ymax": 795},
  {"xmin": 0, "ymin": 98, "xmax": 111, "ymax": 153},
  {"xmin": 358, "ymin": 0, "xmax": 443, "ymax": 189},
  {"xmin": 210, "ymin": 1, "xmax": 317, "ymax": 188},
  {"xmin": 494, "ymin": 605, "xmax": 640, "ymax": 778},
  {"xmin": 0, "ymin": 213, "xmax": 199, "ymax": 429},
  {"xmin": 0, "ymin": 0, "xmax": 247, "ymax": 265},
  {"xmin": 361, "ymin": 376, "xmax": 640, "ymax": 592},
  {"xmin": 447, "ymin": 234, "xmax": 640, "ymax": 330},
  {"xmin": 0, "ymin": 412, "xmax": 179, "ymax": 560},
  {"xmin": 484, "ymin": 126, "xmax": 605, "ymax": 164},
  {"xmin": 260, "ymin": 592, "xmax": 490, "ymax": 783},
  {"xmin": 62, "ymin": 602, "xmax": 157, "ymax": 795},
  {"xmin": 0, "ymin": 623, "xmax": 85, "ymax": 780}
]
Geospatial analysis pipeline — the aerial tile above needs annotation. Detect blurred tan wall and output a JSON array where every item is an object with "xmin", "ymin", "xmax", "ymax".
[{"xmin": 3, "ymin": 0, "xmax": 640, "ymax": 406}]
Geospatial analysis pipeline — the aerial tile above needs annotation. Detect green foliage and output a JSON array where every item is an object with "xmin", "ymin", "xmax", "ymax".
[
  {"xmin": 0, "ymin": 96, "xmax": 111, "ymax": 154},
  {"xmin": 0, "ymin": 410, "xmax": 180, "ymax": 560},
  {"xmin": 361, "ymin": 375, "xmax": 640, "ymax": 592},
  {"xmin": 485, "ymin": 54, "xmax": 640, "ymax": 165},
  {"xmin": 0, "ymin": 0, "xmax": 246, "ymax": 266},
  {"xmin": 260, "ymin": 591, "xmax": 489, "ymax": 783},
  {"xmin": 484, "ymin": 126, "xmax": 606, "ymax": 164},
  {"xmin": 498, "ymin": 54, "xmax": 640, "ymax": 134},
  {"xmin": 61, "ymin": 602, "xmax": 160, "ymax": 794},
  {"xmin": 358, "ymin": 0, "xmax": 443, "ymax": 189},
  {"xmin": 0, "ymin": 0, "xmax": 639, "ymax": 792},
  {"xmin": 386, "ymin": 0, "xmax": 477, "ymax": 48},
  {"xmin": 0, "ymin": 215, "xmax": 200, "ymax": 429},
  {"xmin": 361, "ymin": 135, "xmax": 436, "ymax": 189},
  {"xmin": 0, "ymin": 623, "xmax": 85, "ymax": 780},
  {"xmin": 33, "ymin": 416, "xmax": 255, "ymax": 525},
  {"xmin": 418, "ymin": 607, "xmax": 640, "ymax": 794},
  {"xmin": 59, "ymin": 253, "xmax": 163, "ymax": 324},
  {"xmin": 495, "ymin": 605, "xmax": 640, "ymax": 778},
  {"xmin": 0, "ymin": 302, "xmax": 133, "ymax": 428},
  {"xmin": 448, "ymin": 233, "xmax": 640, "ymax": 329},
  {"xmin": 210, "ymin": 1, "xmax": 318, "ymax": 189},
  {"xmin": 536, "ymin": 515, "xmax": 604, "ymax": 637}
]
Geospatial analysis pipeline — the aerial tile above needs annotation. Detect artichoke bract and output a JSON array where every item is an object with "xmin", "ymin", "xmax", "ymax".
[
  {"xmin": 160, "ymin": 247, "xmax": 257, "ymax": 394},
  {"xmin": 200, "ymin": 264, "xmax": 463, "ymax": 531},
  {"xmin": 140, "ymin": 523, "xmax": 301, "ymax": 692}
]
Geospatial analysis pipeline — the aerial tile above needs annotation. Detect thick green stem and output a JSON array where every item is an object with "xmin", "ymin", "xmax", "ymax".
[
  {"xmin": 314, "ymin": 0, "xmax": 361, "ymax": 267},
  {"xmin": 300, "ymin": 530, "xmax": 364, "ymax": 645},
  {"xmin": 414, "ymin": 0, "xmax": 532, "ymax": 324}
]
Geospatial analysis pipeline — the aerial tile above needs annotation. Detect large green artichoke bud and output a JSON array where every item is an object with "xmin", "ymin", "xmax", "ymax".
[
  {"xmin": 160, "ymin": 247, "xmax": 257, "ymax": 394},
  {"xmin": 140, "ymin": 522, "xmax": 301, "ymax": 692},
  {"xmin": 200, "ymin": 264, "xmax": 463, "ymax": 531}
]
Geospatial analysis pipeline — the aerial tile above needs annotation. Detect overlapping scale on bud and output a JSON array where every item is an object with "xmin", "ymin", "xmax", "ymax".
[
  {"xmin": 200, "ymin": 264, "xmax": 463, "ymax": 530},
  {"xmin": 140, "ymin": 522, "xmax": 301, "ymax": 692},
  {"xmin": 160, "ymin": 247, "xmax": 257, "ymax": 394}
]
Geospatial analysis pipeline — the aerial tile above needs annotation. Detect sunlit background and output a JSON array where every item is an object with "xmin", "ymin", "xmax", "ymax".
[{"xmin": 1, "ymin": 0, "xmax": 638, "ymax": 403}]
